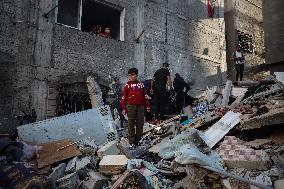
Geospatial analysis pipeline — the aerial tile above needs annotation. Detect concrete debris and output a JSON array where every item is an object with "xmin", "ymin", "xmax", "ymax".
[
  {"xmin": 66, "ymin": 157, "xmax": 79, "ymax": 173},
  {"xmin": 231, "ymin": 87, "xmax": 248, "ymax": 97},
  {"xmin": 244, "ymin": 139, "xmax": 272, "ymax": 148},
  {"xmin": 274, "ymin": 179, "xmax": 284, "ymax": 189},
  {"xmin": 99, "ymin": 155, "xmax": 128, "ymax": 175},
  {"xmin": 97, "ymin": 141, "xmax": 120, "ymax": 158},
  {"xmin": 57, "ymin": 172, "xmax": 79, "ymax": 189},
  {"xmin": 82, "ymin": 171, "xmax": 108, "ymax": 189},
  {"xmin": 275, "ymin": 72, "xmax": 284, "ymax": 85},
  {"xmin": 219, "ymin": 136, "xmax": 270, "ymax": 170},
  {"xmin": 239, "ymin": 107, "xmax": 284, "ymax": 130},
  {"xmin": 75, "ymin": 157, "xmax": 92, "ymax": 171},
  {"xmin": 2, "ymin": 77, "xmax": 284, "ymax": 189},
  {"xmin": 222, "ymin": 80, "xmax": 233, "ymax": 106},
  {"xmin": 203, "ymin": 111, "xmax": 241, "ymax": 148},
  {"xmin": 48, "ymin": 163, "xmax": 66, "ymax": 187},
  {"xmin": 253, "ymin": 173, "xmax": 272, "ymax": 188}
]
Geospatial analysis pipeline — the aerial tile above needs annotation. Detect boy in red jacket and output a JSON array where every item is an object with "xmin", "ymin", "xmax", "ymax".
[{"xmin": 122, "ymin": 68, "xmax": 150, "ymax": 147}]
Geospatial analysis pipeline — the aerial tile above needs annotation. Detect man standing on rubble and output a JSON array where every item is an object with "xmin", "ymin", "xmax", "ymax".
[
  {"xmin": 151, "ymin": 63, "xmax": 172, "ymax": 120},
  {"xmin": 121, "ymin": 68, "xmax": 150, "ymax": 147},
  {"xmin": 231, "ymin": 45, "xmax": 245, "ymax": 81},
  {"xmin": 173, "ymin": 73, "xmax": 190, "ymax": 114}
]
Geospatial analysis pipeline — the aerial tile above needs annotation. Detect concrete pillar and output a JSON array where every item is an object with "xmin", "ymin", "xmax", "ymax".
[{"xmin": 134, "ymin": 1, "xmax": 145, "ymax": 79}]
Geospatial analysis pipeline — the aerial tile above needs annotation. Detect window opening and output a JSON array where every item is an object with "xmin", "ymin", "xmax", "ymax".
[
  {"xmin": 56, "ymin": 0, "xmax": 125, "ymax": 40},
  {"xmin": 82, "ymin": 1, "xmax": 122, "ymax": 40},
  {"xmin": 237, "ymin": 30, "xmax": 254, "ymax": 53},
  {"xmin": 57, "ymin": 0, "xmax": 81, "ymax": 29}
]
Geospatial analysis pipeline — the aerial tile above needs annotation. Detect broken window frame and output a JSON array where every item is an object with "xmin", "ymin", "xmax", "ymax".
[{"xmin": 55, "ymin": 0, "xmax": 125, "ymax": 41}]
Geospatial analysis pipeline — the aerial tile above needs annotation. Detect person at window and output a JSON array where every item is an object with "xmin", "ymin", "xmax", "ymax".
[
  {"xmin": 151, "ymin": 63, "xmax": 172, "ymax": 120},
  {"xmin": 231, "ymin": 45, "xmax": 245, "ymax": 81},
  {"xmin": 100, "ymin": 27, "xmax": 111, "ymax": 38},
  {"xmin": 121, "ymin": 68, "xmax": 150, "ymax": 147},
  {"xmin": 173, "ymin": 73, "xmax": 190, "ymax": 114}
]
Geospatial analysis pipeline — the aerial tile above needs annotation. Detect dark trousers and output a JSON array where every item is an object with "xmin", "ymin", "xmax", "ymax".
[
  {"xmin": 176, "ymin": 91, "xmax": 185, "ymax": 114},
  {"xmin": 127, "ymin": 104, "xmax": 145, "ymax": 145},
  {"xmin": 235, "ymin": 64, "xmax": 244, "ymax": 81},
  {"xmin": 154, "ymin": 89, "xmax": 168, "ymax": 118}
]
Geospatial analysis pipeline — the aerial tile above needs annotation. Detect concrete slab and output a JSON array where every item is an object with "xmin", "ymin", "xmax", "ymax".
[
  {"xmin": 203, "ymin": 111, "xmax": 241, "ymax": 148},
  {"xmin": 99, "ymin": 155, "xmax": 128, "ymax": 175},
  {"xmin": 239, "ymin": 107, "xmax": 284, "ymax": 130},
  {"xmin": 18, "ymin": 106, "xmax": 117, "ymax": 145},
  {"xmin": 274, "ymin": 179, "xmax": 284, "ymax": 189}
]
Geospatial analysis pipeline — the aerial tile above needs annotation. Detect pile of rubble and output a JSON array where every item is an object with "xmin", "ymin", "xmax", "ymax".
[{"xmin": 1, "ymin": 74, "xmax": 284, "ymax": 189}]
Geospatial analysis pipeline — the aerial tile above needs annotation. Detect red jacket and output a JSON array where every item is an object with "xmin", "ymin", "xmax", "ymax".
[{"xmin": 121, "ymin": 80, "xmax": 150, "ymax": 111}]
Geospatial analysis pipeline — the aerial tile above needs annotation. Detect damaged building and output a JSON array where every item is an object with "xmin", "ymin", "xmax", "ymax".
[
  {"xmin": 1, "ymin": 1, "xmax": 284, "ymax": 189},
  {"xmin": 225, "ymin": 0, "xmax": 265, "ymax": 80},
  {"xmin": 0, "ymin": 0, "xmax": 227, "ymax": 122}
]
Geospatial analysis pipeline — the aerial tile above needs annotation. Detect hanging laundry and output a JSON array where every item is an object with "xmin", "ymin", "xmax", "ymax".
[{"xmin": 208, "ymin": 0, "xmax": 217, "ymax": 18}]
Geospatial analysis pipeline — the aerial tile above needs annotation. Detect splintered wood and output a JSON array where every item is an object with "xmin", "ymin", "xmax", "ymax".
[{"xmin": 37, "ymin": 139, "xmax": 81, "ymax": 168}]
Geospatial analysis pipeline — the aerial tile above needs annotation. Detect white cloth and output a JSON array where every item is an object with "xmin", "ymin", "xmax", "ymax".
[{"xmin": 235, "ymin": 51, "xmax": 245, "ymax": 64}]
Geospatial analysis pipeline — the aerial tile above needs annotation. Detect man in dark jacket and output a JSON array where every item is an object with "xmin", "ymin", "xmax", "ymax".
[
  {"xmin": 173, "ymin": 73, "xmax": 190, "ymax": 114},
  {"xmin": 151, "ymin": 63, "xmax": 172, "ymax": 119}
]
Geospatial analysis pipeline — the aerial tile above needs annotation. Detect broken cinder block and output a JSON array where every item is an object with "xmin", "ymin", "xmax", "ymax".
[
  {"xmin": 218, "ymin": 136, "xmax": 270, "ymax": 170},
  {"xmin": 99, "ymin": 155, "xmax": 128, "ymax": 175}
]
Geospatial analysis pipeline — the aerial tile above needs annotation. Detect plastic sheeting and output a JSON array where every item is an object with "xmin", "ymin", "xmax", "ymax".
[{"xmin": 159, "ymin": 128, "xmax": 224, "ymax": 170}]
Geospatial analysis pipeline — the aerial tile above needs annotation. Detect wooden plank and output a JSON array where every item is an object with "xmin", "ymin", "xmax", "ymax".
[
  {"xmin": 110, "ymin": 171, "xmax": 130, "ymax": 189},
  {"xmin": 37, "ymin": 139, "xmax": 81, "ymax": 168},
  {"xmin": 86, "ymin": 76, "xmax": 103, "ymax": 108}
]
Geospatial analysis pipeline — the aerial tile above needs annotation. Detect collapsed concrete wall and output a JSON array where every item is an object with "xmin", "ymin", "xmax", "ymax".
[{"xmin": 0, "ymin": 0, "xmax": 226, "ymax": 121}]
